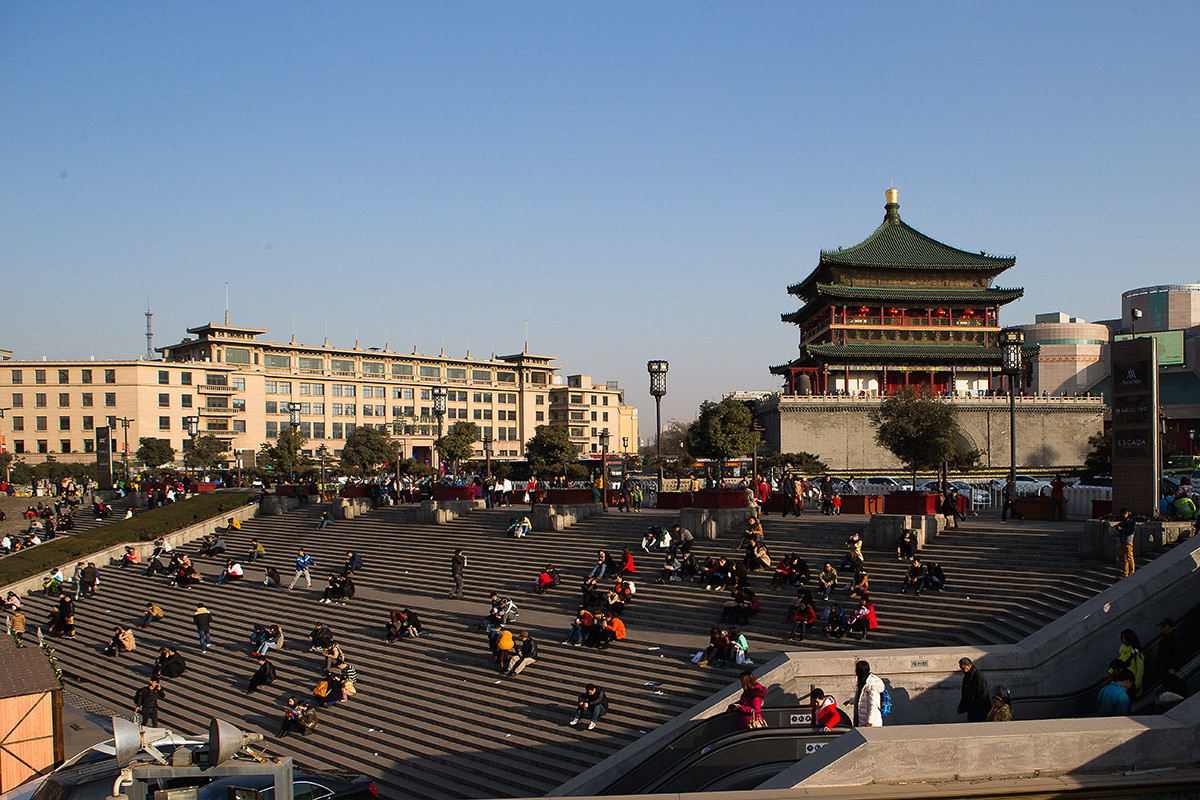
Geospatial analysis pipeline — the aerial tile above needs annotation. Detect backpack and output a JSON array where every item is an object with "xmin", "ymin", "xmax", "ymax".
[
  {"xmin": 313, "ymin": 680, "xmax": 330, "ymax": 698},
  {"xmin": 879, "ymin": 688, "xmax": 892, "ymax": 718}
]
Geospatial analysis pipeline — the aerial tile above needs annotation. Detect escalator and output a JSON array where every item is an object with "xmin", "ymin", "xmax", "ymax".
[
  {"xmin": 594, "ymin": 602, "xmax": 1200, "ymax": 795},
  {"xmin": 596, "ymin": 705, "xmax": 851, "ymax": 795}
]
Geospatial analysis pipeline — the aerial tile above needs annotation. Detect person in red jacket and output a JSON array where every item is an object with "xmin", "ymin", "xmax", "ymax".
[
  {"xmin": 811, "ymin": 688, "xmax": 840, "ymax": 731},
  {"xmin": 849, "ymin": 595, "xmax": 878, "ymax": 640},
  {"xmin": 788, "ymin": 598, "xmax": 817, "ymax": 641}
]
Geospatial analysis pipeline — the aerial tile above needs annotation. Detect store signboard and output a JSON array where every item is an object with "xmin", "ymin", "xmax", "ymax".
[
  {"xmin": 1111, "ymin": 338, "xmax": 1159, "ymax": 516},
  {"xmin": 96, "ymin": 426, "xmax": 114, "ymax": 490}
]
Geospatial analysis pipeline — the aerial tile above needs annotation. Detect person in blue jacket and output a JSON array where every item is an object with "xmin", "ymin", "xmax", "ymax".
[{"xmin": 1096, "ymin": 669, "xmax": 1134, "ymax": 716}]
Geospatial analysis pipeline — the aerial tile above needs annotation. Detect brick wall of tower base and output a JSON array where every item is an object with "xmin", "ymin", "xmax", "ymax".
[{"xmin": 760, "ymin": 398, "xmax": 1104, "ymax": 472}]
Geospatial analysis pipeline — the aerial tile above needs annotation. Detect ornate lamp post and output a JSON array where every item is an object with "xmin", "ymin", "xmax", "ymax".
[
  {"xmin": 392, "ymin": 418, "xmax": 407, "ymax": 498},
  {"xmin": 483, "ymin": 432, "xmax": 493, "ymax": 482},
  {"xmin": 599, "ymin": 428, "xmax": 610, "ymax": 511},
  {"xmin": 286, "ymin": 402, "xmax": 301, "ymax": 482},
  {"xmin": 183, "ymin": 415, "xmax": 199, "ymax": 485},
  {"xmin": 647, "ymin": 359, "xmax": 669, "ymax": 493},
  {"xmin": 116, "ymin": 416, "xmax": 134, "ymax": 483},
  {"xmin": 1000, "ymin": 328, "xmax": 1025, "ymax": 481},
  {"xmin": 432, "ymin": 386, "xmax": 447, "ymax": 473},
  {"xmin": 316, "ymin": 444, "xmax": 327, "ymax": 494},
  {"xmin": 0, "ymin": 407, "xmax": 10, "ymax": 482}
]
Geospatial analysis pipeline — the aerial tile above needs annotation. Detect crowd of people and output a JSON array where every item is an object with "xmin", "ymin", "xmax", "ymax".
[{"xmin": 4, "ymin": 461, "xmax": 1193, "ymax": 772}]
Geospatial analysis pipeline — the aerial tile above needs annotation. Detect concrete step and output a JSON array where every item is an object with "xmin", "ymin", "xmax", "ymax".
[{"xmin": 23, "ymin": 501, "xmax": 1134, "ymax": 799}]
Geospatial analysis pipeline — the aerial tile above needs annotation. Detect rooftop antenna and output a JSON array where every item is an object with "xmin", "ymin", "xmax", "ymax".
[
  {"xmin": 291, "ymin": 318, "xmax": 296, "ymax": 345},
  {"xmin": 524, "ymin": 319, "xmax": 529, "ymax": 353},
  {"xmin": 144, "ymin": 301, "xmax": 154, "ymax": 360},
  {"xmin": 224, "ymin": 282, "xmax": 229, "ymax": 325},
  {"xmin": 324, "ymin": 321, "xmax": 328, "ymax": 348}
]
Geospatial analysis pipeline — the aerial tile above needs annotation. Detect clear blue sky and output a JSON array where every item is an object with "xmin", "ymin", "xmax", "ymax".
[{"xmin": 3, "ymin": 2, "xmax": 1198, "ymax": 431}]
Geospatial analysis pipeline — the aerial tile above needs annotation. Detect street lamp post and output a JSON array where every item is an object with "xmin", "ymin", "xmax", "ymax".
[
  {"xmin": 316, "ymin": 444, "xmax": 327, "ymax": 496},
  {"xmin": 286, "ymin": 402, "xmax": 301, "ymax": 482},
  {"xmin": 647, "ymin": 360, "xmax": 669, "ymax": 493},
  {"xmin": 392, "ymin": 419, "xmax": 407, "ymax": 500},
  {"xmin": 599, "ymin": 428, "xmax": 610, "ymax": 512},
  {"xmin": 1131, "ymin": 308, "xmax": 1143, "ymax": 337},
  {"xmin": 432, "ymin": 387, "xmax": 447, "ymax": 473},
  {"xmin": 0, "ymin": 407, "xmax": 11, "ymax": 482},
  {"xmin": 116, "ymin": 416, "xmax": 134, "ymax": 484},
  {"xmin": 183, "ymin": 416, "xmax": 199, "ymax": 486},
  {"xmin": 483, "ymin": 433, "xmax": 493, "ymax": 483},
  {"xmin": 1000, "ymin": 328, "xmax": 1025, "ymax": 482}
]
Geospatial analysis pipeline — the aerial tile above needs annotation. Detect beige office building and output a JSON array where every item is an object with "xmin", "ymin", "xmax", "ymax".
[{"xmin": 0, "ymin": 321, "xmax": 638, "ymax": 469}]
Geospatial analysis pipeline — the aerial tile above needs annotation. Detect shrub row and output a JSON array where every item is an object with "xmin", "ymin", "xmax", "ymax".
[{"xmin": 0, "ymin": 493, "xmax": 244, "ymax": 586}]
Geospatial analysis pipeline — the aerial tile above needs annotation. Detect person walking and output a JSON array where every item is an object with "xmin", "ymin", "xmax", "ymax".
[
  {"xmin": 569, "ymin": 684, "xmax": 609, "ymax": 730},
  {"xmin": 133, "ymin": 680, "xmax": 165, "ymax": 727},
  {"xmin": 852, "ymin": 660, "xmax": 885, "ymax": 728},
  {"xmin": 193, "ymin": 604, "xmax": 213, "ymax": 653},
  {"xmin": 1001, "ymin": 474, "xmax": 1024, "ymax": 522},
  {"xmin": 1049, "ymin": 475, "xmax": 1067, "ymax": 521},
  {"xmin": 1115, "ymin": 509, "xmax": 1136, "ymax": 578},
  {"xmin": 289, "ymin": 549, "xmax": 315, "ymax": 590},
  {"xmin": 57, "ymin": 593, "xmax": 76, "ymax": 638},
  {"xmin": 956, "ymin": 657, "xmax": 991, "ymax": 722},
  {"xmin": 449, "ymin": 549, "xmax": 466, "ymax": 599},
  {"xmin": 10, "ymin": 607, "xmax": 27, "ymax": 647}
]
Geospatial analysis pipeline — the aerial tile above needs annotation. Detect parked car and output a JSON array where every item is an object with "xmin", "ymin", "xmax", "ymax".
[
  {"xmin": 1073, "ymin": 476, "xmax": 1112, "ymax": 488},
  {"xmin": 988, "ymin": 474, "xmax": 1052, "ymax": 496},
  {"xmin": 862, "ymin": 476, "xmax": 913, "ymax": 493},
  {"xmin": 917, "ymin": 480, "xmax": 990, "ymax": 505}
]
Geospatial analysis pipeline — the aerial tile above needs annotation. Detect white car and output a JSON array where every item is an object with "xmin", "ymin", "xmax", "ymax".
[
  {"xmin": 989, "ymin": 475, "xmax": 1052, "ymax": 496},
  {"xmin": 918, "ymin": 480, "xmax": 989, "ymax": 505},
  {"xmin": 862, "ymin": 476, "xmax": 913, "ymax": 493}
]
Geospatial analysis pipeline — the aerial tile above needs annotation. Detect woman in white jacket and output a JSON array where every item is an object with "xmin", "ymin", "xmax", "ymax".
[{"xmin": 854, "ymin": 659, "xmax": 885, "ymax": 727}]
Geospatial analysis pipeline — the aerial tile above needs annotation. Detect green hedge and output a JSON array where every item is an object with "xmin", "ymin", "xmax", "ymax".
[{"xmin": 0, "ymin": 493, "xmax": 248, "ymax": 586}]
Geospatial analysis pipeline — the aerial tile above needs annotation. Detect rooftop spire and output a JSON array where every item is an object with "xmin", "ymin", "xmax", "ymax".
[{"xmin": 884, "ymin": 187, "xmax": 900, "ymax": 222}]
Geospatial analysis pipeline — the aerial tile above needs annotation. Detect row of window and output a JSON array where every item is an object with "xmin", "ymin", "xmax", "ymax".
[
  {"xmin": 11, "ymin": 369, "xmax": 117, "ymax": 385},
  {"xmin": 555, "ymin": 393, "xmax": 613, "ymax": 405},
  {"xmin": 12, "ymin": 392, "xmax": 119, "ymax": 409},
  {"xmin": 8, "ymin": 439, "xmax": 95, "ymax": 455},
  {"xmin": 245, "ymin": 351, "xmax": 525, "ymax": 383}
]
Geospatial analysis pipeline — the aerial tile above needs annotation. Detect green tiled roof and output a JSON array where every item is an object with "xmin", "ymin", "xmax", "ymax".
[
  {"xmin": 818, "ymin": 215, "xmax": 1015, "ymax": 270},
  {"xmin": 815, "ymin": 284, "xmax": 1024, "ymax": 302}
]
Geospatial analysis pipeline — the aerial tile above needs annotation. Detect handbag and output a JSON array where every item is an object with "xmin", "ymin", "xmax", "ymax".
[{"xmin": 748, "ymin": 713, "xmax": 768, "ymax": 729}]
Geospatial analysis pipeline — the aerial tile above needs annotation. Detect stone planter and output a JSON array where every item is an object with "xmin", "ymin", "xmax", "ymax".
[
  {"xmin": 432, "ymin": 485, "xmax": 476, "ymax": 502},
  {"xmin": 841, "ymin": 495, "xmax": 883, "ymax": 515},
  {"xmin": 1014, "ymin": 496, "xmax": 1052, "ymax": 520},
  {"xmin": 679, "ymin": 507, "xmax": 757, "ymax": 539},
  {"xmin": 883, "ymin": 492, "xmax": 940, "ymax": 515},
  {"xmin": 1080, "ymin": 519, "xmax": 1194, "ymax": 561}
]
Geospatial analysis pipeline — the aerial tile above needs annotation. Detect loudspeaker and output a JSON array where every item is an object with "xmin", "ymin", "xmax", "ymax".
[
  {"xmin": 112, "ymin": 717, "xmax": 175, "ymax": 766},
  {"xmin": 207, "ymin": 718, "xmax": 263, "ymax": 766}
]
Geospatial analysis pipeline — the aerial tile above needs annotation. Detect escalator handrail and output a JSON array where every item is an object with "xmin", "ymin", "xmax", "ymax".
[
  {"xmin": 597, "ymin": 705, "xmax": 832, "ymax": 794},
  {"xmin": 637, "ymin": 726, "xmax": 843, "ymax": 794},
  {"xmin": 1011, "ymin": 596, "xmax": 1200, "ymax": 714}
]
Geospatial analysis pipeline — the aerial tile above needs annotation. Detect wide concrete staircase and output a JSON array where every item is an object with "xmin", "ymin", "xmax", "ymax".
[{"xmin": 16, "ymin": 502, "xmax": 1143, "ymax": 799}]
